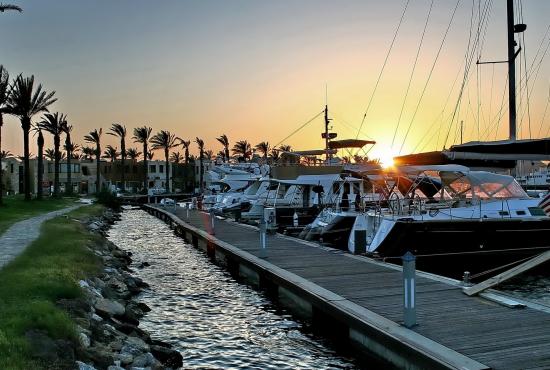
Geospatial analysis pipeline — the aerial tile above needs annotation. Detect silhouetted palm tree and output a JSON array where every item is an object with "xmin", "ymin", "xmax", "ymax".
[
  {"xmin": 38, "ymin": 112, "xmax": 66, "ymax": 197},
  {"xmin": 84, "ymin": 128, "xmax": 102, "ymax": 194},
  {"xmin": 195, "ymin": 137, "xmax": 205, "ymax": 192},
  {"xmin": 170, "ymin": 152, "xmax": 182, "ymax": 164},
  {"xmin": 179, "ymin": 139, "xmax": 191, "ymax": 164},
  {"xmin": 103, "ymin": 145, "xmax": 119, "ymax": 162},
  {"xmin": 270, "ymin": 148, "xmax": 280, "ymax": 161},
  {"xmin": 34, "ymin": 128, "xmax": 44, "ymax": 199},
  {"xmin": 45, "ymin": 148, "xmax": 66, "ymax": 161},
  {"xmin": 0, "ymin": 65, "xmax": 11, "ymax": 205},
  {"xmin": 232, "ymin": 140, "xmax": 251, "ymax": 162},
  {"xmin": 0, "ymin": 3, "xmax": 22, "ymax": 12},
  {"xmin": 108, "ymin": 123, "xmax": 127, "ymax": 192},
  {"xmin": 204, "ymin": 149, "xmax": 214, "ymax": 160},
  {"xmin": 216, "ymin": 134, "xmax": 230, "ymax": 162},
  {"xmin": 279, "ymin": 144, "xmax": 292, "ymax": 152},
  {"xmin": 132, "ymin": 126, "xmax": 152, "ymax": 192},
  {"xmin": 151, "ymin": 130, "xmax": 178, "ymax": 193},
  {"xmin": 255, "ymin": 141, "xmax": 270, "ymax": 160},
  {"xmin": 146, "ymin": 151, "xmax": 154, "ymax": 160},
  {"xmin": 7, "ymin": 75, "xmax": 56, "ymax": 200},
  {"xmin": 0, "ymin": 150, "xmax": 13, "ymax": 159},
  {"xmin": 126, "ymin": 148, "xmax": 141, "ymax": 160},
  {"xmin": 63, "ymin": 123, "xmax": 74, "ymax": 195},
  {"xmin": 66, "ymin": 142, "xmax": 80, "ymax": 159}
]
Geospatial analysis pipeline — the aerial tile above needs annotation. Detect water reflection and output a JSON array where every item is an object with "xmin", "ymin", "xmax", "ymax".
[{"xmin": 108, "ymin": 210, "xmax": 358, "ymax": 369}]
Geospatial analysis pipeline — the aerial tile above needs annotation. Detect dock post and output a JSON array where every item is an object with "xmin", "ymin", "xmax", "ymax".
[
  {"xmin": 186, "ymin": 203, "xmax": 189, "ymax": 219},
  {"xmin": 259, "ymin": 217, "xmax": 267, "ymax": 258},
  {"xmin": 354, "ymin": 229, "xmax": 367, "ymax": 254},
  {"xmin": 209, "ymin": 210, "xmax": 215, "ymax": 235},
  {"xmin": 402, "ymin": 251, "xmax": 417, "ymax": 328}
]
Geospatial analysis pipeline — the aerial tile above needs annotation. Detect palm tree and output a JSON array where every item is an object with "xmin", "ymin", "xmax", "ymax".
[
  {"xmin": 170, "ymin": 152, "xmax": 182, "ymax": 164},
  {"xmin": 63, "ymin": 123, "xmax": 74, "ymax": 195},
  {"xmin": 38, "ymin": 112, "xmax": 66, "ymax": 197},
  {"xmin": 255, "ymin": 141, "xmax": 270, "ymax": 160},
  {"xmin": 126, "ymin": 148, "xmax": 141, "ymax": 160},
  {"xmin": 151, "ymin": 130, "xmax": 178, "ymax": 193},
  {"xmin": 103, "ymin": 145, "xmax": 119, "ymax": 162},
  {"xmin": 35, "ymin": 128, "xmax": 44, "ymax": 199},
  {"xmin": 6, "ymin": 75, "xmax": 56, "ymax": 200},
  {"xmin": 204, "ymin": 149, "xmax": 214, "ymax": 161},
  {"xmin": 195, "ymin": 137, "xmax": 205, "ymax": 192},
  {"xmin": 179, "ymin": 139, "xmax": 191, "ymax": 164},
  {"xmin": 0, "ymin": 65, "xmax": 11, "ymax": 205},
  {"xmin": 82, "ymin": 146, "xmax": 95, "ymax": 160},
  {"xmin": 132, "ymin": 126, "xmax": 152, "ymax": 193},
  {"xmin": 0, "ymin": 4, "xmax": 22, "ymax": 12},
  {"xmin": 66, "ymin": 142, "xmax": 80, "ymax": 159},
  {"xmin": 216, "ymin": 134, "xmax": 230, "ymax": 163},
  {"xmin": 0, "ymin": 150, "xmax": 13, "ymax": 159},
  {"xmin": 279, "ymin": 144, "xmax": 292, "ymax": 152},
  {"xmin": 232, "ymin": 140, "xmax": 251, "ymax": 162},
  {"xmin": 84, "ymin": 128, "xmax": 102, "ymax": 194},
  {"xmin": 270, "ymin": 148, "xmax": 280, "ymax": 161},
  {"xmin": 146, "ymin": 151, "xmax": 154, "ymax": 160},
  {"xmin": 108, "ymin": 123, "xmax": 127, "ymax": 192}
]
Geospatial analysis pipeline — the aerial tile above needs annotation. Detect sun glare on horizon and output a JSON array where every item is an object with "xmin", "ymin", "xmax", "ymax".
[{"xmin": 375, "ymin": 148, "xmax": 396, "ymax": 168}]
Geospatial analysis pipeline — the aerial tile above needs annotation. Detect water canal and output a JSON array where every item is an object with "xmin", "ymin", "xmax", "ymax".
[{"xmin": 107, "ymin": 210, "xmax": 361, "ymax": 369}]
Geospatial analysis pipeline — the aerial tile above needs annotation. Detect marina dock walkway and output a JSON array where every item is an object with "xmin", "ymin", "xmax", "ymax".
[{"xmin": 146, "ymin": 205, "xmax": 550, "ymax": 370}]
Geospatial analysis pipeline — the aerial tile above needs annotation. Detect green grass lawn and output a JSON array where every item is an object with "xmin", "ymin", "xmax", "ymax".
[
  {"xmin": 0, "ymin": 204, "xmax": 105, "ymax": 369},
  {"xmin": 0, "ymin": 195, "xmax": 81, "ymax": 236}
]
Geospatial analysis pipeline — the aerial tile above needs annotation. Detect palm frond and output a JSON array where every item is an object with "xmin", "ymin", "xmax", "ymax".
[{"xmin": 0, "ymin": 4, "xmax": 23, "ymax": 12}]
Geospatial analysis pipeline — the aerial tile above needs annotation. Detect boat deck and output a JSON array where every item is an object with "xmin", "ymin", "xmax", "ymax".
[{"xmin": 147, "ymin": 205, "xmax": 550, "ymax": 369}]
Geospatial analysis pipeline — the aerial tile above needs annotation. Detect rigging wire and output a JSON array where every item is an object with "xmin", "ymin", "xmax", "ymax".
[
  {"xmin": 390, "ymin": 0, "xmax": 433, "ymax": 150},
  {"xmin": 355, "ymin": 0, "xmax": 410, "ymax": 139},
  {"xmin": 542, "ymin": 82, "xmax": 550, "ymax": 136},
  {"xmin": 272, "ymin": 110, "xmax": 324, "ymax": 149},
  {"xmin": 398, "ymin": 0, "xmax": 461, "ymax": 154}
]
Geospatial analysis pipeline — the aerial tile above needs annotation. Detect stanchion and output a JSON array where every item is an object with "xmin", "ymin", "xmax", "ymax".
[
  {"xmin": 402, "ymin": 251, "xmax": 417, "ymax": 328},
  {"xmin": 209, "ymin": 211, "xmax": 215, "ymax": 235},
  {"xmin": 259, "ymin": 217, "xmax": 267, "ymax": 258}
]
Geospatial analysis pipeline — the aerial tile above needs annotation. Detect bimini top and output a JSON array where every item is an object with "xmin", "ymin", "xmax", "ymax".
[
  {"xmin": 394, "ymin": 164, "xmax": 470, "ymax": 175},
  {"xmin": 272, "ymin": 174, "xmax": 342, "ymax": 186},
  {"xmin": 440, "ymin": 171, "xmax": 528, "ymax": 199},
  {"xmin": 328, "ymin": 139, "xmax": 376, "ymax": 149}
]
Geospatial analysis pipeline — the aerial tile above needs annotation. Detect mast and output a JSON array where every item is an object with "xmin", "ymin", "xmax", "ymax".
[
  {"xmin": 507, "ymin": 0, "xmax": 516, "ymax": 141},
  {"xmin": 324, "ymin": 104, "xmax": 330, "ymax": 162}
]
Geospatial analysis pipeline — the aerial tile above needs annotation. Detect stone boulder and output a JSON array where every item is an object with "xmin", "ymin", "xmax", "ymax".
[{"xmin": 94, "ymin": 298, "xmax": 125, "ymax": 317}]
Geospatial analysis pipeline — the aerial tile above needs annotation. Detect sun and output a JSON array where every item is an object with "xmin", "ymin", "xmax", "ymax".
[{"xmin": 375, "ymin": 148, "xmax": 396, "ymax": 169}]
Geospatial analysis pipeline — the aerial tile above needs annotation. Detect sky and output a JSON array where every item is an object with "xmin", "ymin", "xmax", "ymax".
[{"xmin": 1, "ymin": 0, "xmax": 550, "ymax": 163}]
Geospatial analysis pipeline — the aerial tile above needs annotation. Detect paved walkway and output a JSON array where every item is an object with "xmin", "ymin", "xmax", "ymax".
[{"xmin": 0, "ymin": 204, "xmax": 84, "ymax": 269}]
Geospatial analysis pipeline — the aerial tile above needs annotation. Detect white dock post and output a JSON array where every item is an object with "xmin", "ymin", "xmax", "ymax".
[
  {"xmin": 259, "ymin": 216, "xmax": 267, "ymax": 258},
  {"xmin": 186, "ymin": 203, "xmax": 190, "ymax": 219},
  {"xmin": 209, "ymin": 210, "xmax": 215, "ymax": 235},
  {"xmin": 402, "ymin": 251, "xmax": 417, "ymax": 328}
]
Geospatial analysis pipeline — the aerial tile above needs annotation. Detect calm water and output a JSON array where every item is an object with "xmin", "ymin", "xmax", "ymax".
[
  {"xmin": 107, "ymin": 210, "xmax": 359, "ymax": 369},
  {"xmin": 498, "ymin": 273, "xmax": 550, "ymax": 306}
]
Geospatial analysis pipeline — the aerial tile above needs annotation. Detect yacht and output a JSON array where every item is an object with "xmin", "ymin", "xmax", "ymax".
[{"xmin": 348, "ymin": 165, "xmax": 550, "ymax": 277}]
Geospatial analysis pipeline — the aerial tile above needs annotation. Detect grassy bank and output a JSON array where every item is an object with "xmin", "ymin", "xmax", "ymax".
[
  {"xmin": 0, "ymin": 204, "xmax": 105, "ymax": 369},
  {"xmin": 0, "ymin": 196, "xmax": 79, "ymax": 236}
]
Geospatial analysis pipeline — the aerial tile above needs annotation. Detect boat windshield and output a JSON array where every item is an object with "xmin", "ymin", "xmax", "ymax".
[{"xmin": 440, "ymin": 171, "xmax": 528, "ymax": 199}]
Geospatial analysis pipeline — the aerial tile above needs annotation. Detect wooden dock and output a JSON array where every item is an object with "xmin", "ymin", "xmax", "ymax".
[{"xmin": 144, "ymin": 205, "xmax": 550, "ymax": 370}]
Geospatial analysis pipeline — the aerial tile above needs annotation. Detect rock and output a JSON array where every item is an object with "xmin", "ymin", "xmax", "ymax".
[
  {"xmin": 138, "ymin": 261, "xmax": 150, "ymax": 269},
  {"xmin": 91, "ymin": 313, "xmax": 103, "ymax": 322},
  {"xmin": 132, "ymin": 352, "xmax": 155, "ymax": 367},
  {"xmin": 81, "ymin": 344, "xmax": 114, "ymax": 369},
  {"xmin": 116, "ymin": 352, "xmax": 134, "ymax": 365},
  {"xmin": 137, "ymin": 302, "xmax": 151, "ymax": 312},
  {"xmin": 107, "ymin": 366, "xmax": 125, "ymax": 370},
  {"xmin": 79, "ymin": 332, "xmax": 91, "ymax": 348},
  {"xmin": 76, "ymin": 361, "xmax": 97, "ymax": 370},
  {"xmin": 121, "ymin": 336, "xmax": 150, "ymax": 357},
  {"xmin": 95, "ymin": 298, "xmax": 125, "ymax": 317},
  {"xmin": 151, "ymin": 344, "xmax": 183, "ymax": 368}
]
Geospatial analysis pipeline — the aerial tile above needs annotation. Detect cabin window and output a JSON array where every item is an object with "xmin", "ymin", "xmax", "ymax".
[
  {"xmin": 515, "ymin": 210, "xmax": 526, "ymax": 216},
  {"xmin": 498, "ymin": 211, "xmax": 509, "ymax": 216},
  {"xmin": 528, "ymin": 207, "xmax": 546, "ymax": 216}
]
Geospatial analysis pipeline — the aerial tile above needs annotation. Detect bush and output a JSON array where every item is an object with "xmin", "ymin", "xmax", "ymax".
[{"xmin": 96, "ymin": 189, "xmax": 121, "ymax": 210}]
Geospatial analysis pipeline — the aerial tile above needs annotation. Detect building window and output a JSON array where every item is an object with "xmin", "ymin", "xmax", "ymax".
[
  {"xmin": 10, "ymin": 163, "xmax": 14, "ymax": 173},
  {"xmin": 150, "ymin": 165, "xmax": 156, "ymax": 173},
  {"xmin": 82, "ymin": 166, "xmax": 89, "ymax": 176},
  {"xmin": 133, "ymin": 166, "xmax": 138, "ymax": 174},
  {"xmin": 159, "ymin": 165, "xmax": 164, "ymax": 173}
]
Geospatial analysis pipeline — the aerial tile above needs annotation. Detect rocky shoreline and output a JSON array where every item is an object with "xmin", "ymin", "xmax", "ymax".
[{"xmin": 70, "ymin": 208, "xmax": 183, "ymax": 370}]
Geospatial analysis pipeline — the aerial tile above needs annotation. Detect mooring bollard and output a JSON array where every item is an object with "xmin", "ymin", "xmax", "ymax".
[
  {"xmin": 259, "ymin": 217, "xmax": 267, "ymax": 258},
  {"xmin": 402, "ymin": 251, "xmax": 417, "ymax": 328},
  {"xmin": 209, "ymin": 211, "xmax": 215, "ymax": 235},
  {"xmin": 186, "ymin": 203, "xmax": 190, "ymax": 219}
]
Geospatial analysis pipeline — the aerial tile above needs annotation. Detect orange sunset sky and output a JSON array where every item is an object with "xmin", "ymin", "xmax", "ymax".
[{"xmin": 1, "ymin": 0, "xmax": 550, "ymax": 163}]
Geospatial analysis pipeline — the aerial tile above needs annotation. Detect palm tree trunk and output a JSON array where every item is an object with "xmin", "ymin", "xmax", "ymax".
[
  {"xmin": 0, "ymin": 114, "xmax": 3, "ymax": 205},
  {"xmin": 225, "ymin": 146, "xmax": 229, "ymax": 163},
  {"xmin": 95, "ymin": 146, "xmax": 101, "ymax": 194},
  {"xmin": 66, "ymin": 136, "xmax": 72, "ymax": 196},
  {"xmin": 143, "ymin": 143, "xmax": 148, "ymax": 193},
  {"xmin": 53, "ymin": 135, "xmax": 60, "ymax": 197},
  {"xmin": 199, "ymin": 151, "xmax": 204, "ymax": 193},
  {"xmin": 22, "ymin": 118, "xmax": 31, "ymax": 200},
  {"xmin": 120, "ymin": 141, "xmax": 125, "ymax": 192},
  {"xmin": 37, "ymin": 132, "xmax": 44, "ymax": 200},
  {"xmin": 165, "ymin": 149, "xmax": 170, "ymax": 193}
]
